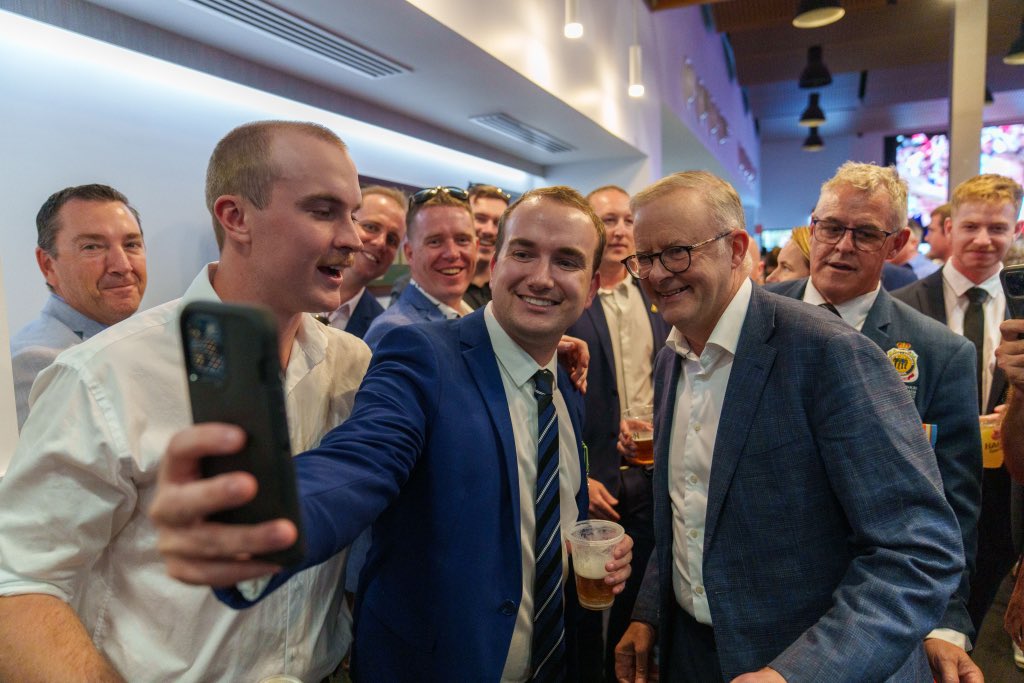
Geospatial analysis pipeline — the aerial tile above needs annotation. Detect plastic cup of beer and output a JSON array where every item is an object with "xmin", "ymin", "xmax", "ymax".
[
  {"xmin": 568, "ymin": 519, "xmax": 625, "ymax": 611},
  {"xmin": 980, "ymin": 414, "xmax": 1004, "ymax": 469},
  {"xmin": 623, "ymin": 404, "xmax": 655, "ymax": 466}
]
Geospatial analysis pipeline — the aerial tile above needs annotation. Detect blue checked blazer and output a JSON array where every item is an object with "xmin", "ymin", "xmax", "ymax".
[
  {"xmin": 768, "ymin": 278, "xmax": 982, "ymax": 641},
  {"xmin": 634, "ymin": 285, "xmax": 963, "ymax": 682},
  {"xmin": 362, "ymin": 281, "xmax": 447, "ymax": 350}
]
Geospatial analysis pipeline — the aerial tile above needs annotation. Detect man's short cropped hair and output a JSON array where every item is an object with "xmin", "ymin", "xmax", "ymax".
[
  {"xmin": 467, "ymin": 184, "xmax": 511, "ymax": 205},
  {"xmin": 586, "ymin": 185, "xmax": 630, "ymax": 202},
  {"xmin": 36, "ymin": 184, "xmax": 141, "ymax": 255},
  {"xmin": 495, "ymin": 186, "xmax": 606, "ymax": 274},
  {"xmin": 951, "ymin": 174, "xmax": 1024, "ymax": 218},
  {"xmin": 931, "ymin": 203, "xmax": 952, "ymax": 226},
  {"xmin": 205, "ymin": 120, "xmax": 347, "ymax": 248},
  {"xmin": 821, "ymin": 162, "xmax": 908, "ymax": 232},
  {"xmin": 631, "ymin": 170, "xmax": 746, "ymax": 236},
  {"xmin": 361, "ymin": 185, "xmax": 407, "ymax": 211}
]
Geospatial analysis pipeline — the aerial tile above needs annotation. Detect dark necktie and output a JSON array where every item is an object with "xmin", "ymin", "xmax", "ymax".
[
  {"xmin": 964, "ymin": 287, "xmax": 987, "ymax": 411},
  {"xmin": 819, "ymin": 302, "xmax": 841, "ymax": 317},
  {"xmin": 530, "ymin": 369, "xmax": 565, "ymax": 681}
]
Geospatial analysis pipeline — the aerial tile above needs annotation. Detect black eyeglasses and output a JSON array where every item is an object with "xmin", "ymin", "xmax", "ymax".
[
  {"xmin": 621, "ymin": 230, "xmax": 733, "ymax": 279},
  {"xmin": 811, "ymin": 218, "xmax": 894, "ymax": 252},
  {"xmin": 409, "ymin": 186, "xmax": 470, "ymax": 208}
]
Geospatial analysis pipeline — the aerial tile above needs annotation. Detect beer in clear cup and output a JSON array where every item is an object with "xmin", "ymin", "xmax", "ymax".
[{"xmin": 568, "ymin": 520, "xmax": 624, "ymax": 610}]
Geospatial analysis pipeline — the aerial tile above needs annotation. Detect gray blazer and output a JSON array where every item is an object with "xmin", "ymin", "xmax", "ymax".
[
  {"xmin": 768, "ymin": 278, "xmax": 982, "ymax": 640},
  {"xmin": 10, "ymin": 295, "xmax": 106, "ymax": 428},
  {"xmin": 634, "ymin": 285, "xmax": 963, "ymax": 682}
]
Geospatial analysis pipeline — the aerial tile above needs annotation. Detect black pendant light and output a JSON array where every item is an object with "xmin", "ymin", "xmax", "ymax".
[
  {"xmin": 1006, "ymin": 17, "xmax": 1024, "ymax": 65},
  {"xmin": 799, "ymin": 93, "xmax": 826, "ymax": 126},
  {"xmin": 802, "ymin": 127, "xmax": 824, "ymax": 152},
  {"xmin": 799, "ymin": 46, "xmax": 832, "ymax": 89}
]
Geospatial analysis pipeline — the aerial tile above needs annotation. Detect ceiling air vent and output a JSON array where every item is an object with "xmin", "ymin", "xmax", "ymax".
[
  {"xmin": 469, "ymin": 113, "xmax": 576, "ymax": 154},
  {"xmin": 187, "ymin": 0, "xmax": 409, "ymax": 78}
]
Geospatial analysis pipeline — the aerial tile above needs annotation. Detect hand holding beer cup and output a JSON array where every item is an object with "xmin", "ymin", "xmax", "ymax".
[
  {"xmin": 621, "ymin": 404, "xmax": 655, "ymax": 466},
  {"xmin": 568, "ymin": 520, "xmax": 631, "ymax": 610}
]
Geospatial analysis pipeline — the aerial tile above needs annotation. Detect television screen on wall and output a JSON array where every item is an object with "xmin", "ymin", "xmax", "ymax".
[{"xmin": 885, "ymin": 123, "xmax": 1024, "ymax": 226}]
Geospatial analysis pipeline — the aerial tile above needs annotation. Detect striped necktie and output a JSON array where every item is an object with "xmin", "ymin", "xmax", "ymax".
[{"xmin": 530, "ymin": 369, "xmax": 565, "ymax": 681}]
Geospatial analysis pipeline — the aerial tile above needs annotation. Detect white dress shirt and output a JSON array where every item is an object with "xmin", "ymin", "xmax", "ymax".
[
  {"xmin": 942, "ymin": 261, "xmax": 1006, "ymax": 411},
  {"xmin": 485, "ymin": 305, "xmax": 583, "ymax": 682},
  {"xmin": 598, "ymin": 277, "xmax": 655, "ymax": 411},
  {"xmin": 802, "ymin": 279, "xmax": 880, "ymax": 332},
  {"xmin": 667, "ymin": 277, "xmax": 752, "ymax": 625},
  {"xmin": 412, "ymin": 279, "xmax": 474, "ymax": 318},
  {"xmin": 324, "ymin": 286, "xmax": 366, "ymax": 330},
  {"xmin": 0, "ymin": 265, "xmax": 372, "ymax": 682}
]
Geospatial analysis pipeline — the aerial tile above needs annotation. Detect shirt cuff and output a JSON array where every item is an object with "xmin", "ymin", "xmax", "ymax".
[
  {"xmin": 926, "ymin": 628, "xmax": 971, "ymax": 652},
  {"xmin": 237, "ymin": 575, "xmax": 272, "ymax": 602}
]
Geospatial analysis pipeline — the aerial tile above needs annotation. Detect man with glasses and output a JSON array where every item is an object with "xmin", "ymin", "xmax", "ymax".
[
  {"xmin": 465, "ymin": 184, "xmax": 511, "ymax": 310},
  {"xmin": 364, "ymin": 186, "xmax": 477, "ymax": 350},
  {"xmin": 567, "ymin": 185, "xmax": 670, "ymax": 679},
  {"xmin": 320, "ymin": 185, "xmax": 406, "ymax": 338},
  {"xmin": 614, "ymin": 170, "xmax": 962, "ymax": 682},
  {"xmin": 894, "ymin": 174, "xmax": 1024, "ymax": 638},
  {"xmin": 768, "ymin": 162, "xmax": 983, "ymax": 683}
]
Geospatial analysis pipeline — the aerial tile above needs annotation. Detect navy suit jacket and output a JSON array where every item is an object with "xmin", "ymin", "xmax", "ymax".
[
  {"xmin": 222, "ymin": 311, "xmax": 589, "ymax": 681},
  {"xmin": 634, "ymin": 286, "xmax": 962, "ymax": 682},
  {"xmin": 768, "ymin": 278, "xmax": 982, "ymax": 639},
  {"xmin": 566, "ymin": 279, "xmax": 670, "ymax": 494},
  {"xmin": 363, "ymin": 283, "xmax": 447, "ymax": 350},
  {"xmin": 882, "ymin": 262, "xmax": 918, "ymax": 291},
  {"xmin": 892, "ymin": 269, "xmax": 1009, "ymax": 414},
  {"xmin": 342, "ymin": 290, "xmax": 385, "ymax": 339}
]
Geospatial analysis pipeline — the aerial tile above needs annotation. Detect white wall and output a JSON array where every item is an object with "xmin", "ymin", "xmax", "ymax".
[{"xmin": 0, "ymin": 9, "xmax": 539, "ymax": 337}]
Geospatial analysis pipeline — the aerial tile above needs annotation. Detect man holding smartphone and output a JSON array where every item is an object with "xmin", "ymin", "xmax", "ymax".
[
  {"xmin": 150, "ymin": 186, "xmax": 634, "ymax": 681},
  {"xmin": 0, "ymin": 120, "xmax": 371, "ymax": 682}
]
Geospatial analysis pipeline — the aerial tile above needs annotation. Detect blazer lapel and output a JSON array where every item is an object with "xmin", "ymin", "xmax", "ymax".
[
  {"xmin": 459, "ymin": 314, "xmax": 522, "ymax": 530},
  {"xmin": 921, "ymin": 270, "xmax": 947, "ymax": 324},
  {"xmin": 704, "ymin": 288, "xmax": 777, "ymax": 550},
  {"xmin": 861, "ymin": 289, "xmax": 893, "ymax": 349}
]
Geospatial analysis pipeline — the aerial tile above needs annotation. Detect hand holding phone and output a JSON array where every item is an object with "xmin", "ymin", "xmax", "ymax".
[{"xmin": 180, "ymin": 301, "xmax": 304, "ymax": 566}]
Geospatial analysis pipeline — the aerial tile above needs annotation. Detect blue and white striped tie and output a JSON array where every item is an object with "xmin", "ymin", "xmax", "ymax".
[{"xmin": 530, "ymin": 369, "xmax": 565, "ymax": 681}]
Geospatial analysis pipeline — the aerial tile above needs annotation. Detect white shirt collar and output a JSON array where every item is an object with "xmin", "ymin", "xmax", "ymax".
[
  {"xmin": 483, "ymin": 302, "xmax": 558, "ymax": 391},
  {"xmin": 942, "ymin": 260, "xmax": 1002, "ymax": 299},
  {"xmin": 326, "ymin": 287, "xmax": 365, "ymax": 324},
  {"xmin": 411, "ymin": 279, "xmax": 473, "ymax": 318},
  {"xmin": 666, "ymin": 277, "xmax": 753, "ymax": 364},
  {"xmin": 803, "ymin": 278, "xmax": 880, "ymax": 331}
]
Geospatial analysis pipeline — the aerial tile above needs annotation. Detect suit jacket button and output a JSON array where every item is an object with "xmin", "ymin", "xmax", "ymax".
[{"xmin": 500, "ymin": 599, "xmax": 516, "ymax": 615}]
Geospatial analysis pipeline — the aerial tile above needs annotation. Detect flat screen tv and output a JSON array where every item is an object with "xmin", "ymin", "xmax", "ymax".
[{"xmin": 885, "ymin": 123, "xmax": 1024, "ymax": 227}]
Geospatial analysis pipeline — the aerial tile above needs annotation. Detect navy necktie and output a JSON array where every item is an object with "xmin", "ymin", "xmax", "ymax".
[
  {"xmin": 530, "ymin": 369, "xmax": 565, "ymax": 681},
  {"xmin": 964, "ymin": 287, "xmax": 987, "ymax": 411}
]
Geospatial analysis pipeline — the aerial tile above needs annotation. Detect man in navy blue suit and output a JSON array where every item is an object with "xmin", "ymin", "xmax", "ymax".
[
  {"xmin": 614, "ymin": 171, "xmax": 963, "ymax": 682},
  {"xmin": 320, "ymin": 185, "xmax": 406, "ymax": 339},
  {"xmin": 363, "ymin": 186, "xmax": 477, "ymax": 350},
  {"xmin": 767, "ymin": 162, "xmax": 982, "ymax": 683},
  {"xmin": 151, "ymin": 186, "xmax": 634, "ymax": 681},
  {"xmin": 567, "ymin": 184, "xmax": 669, "ymax": 678}
]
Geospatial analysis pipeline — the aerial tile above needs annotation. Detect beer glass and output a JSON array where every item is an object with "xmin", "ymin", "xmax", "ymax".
[
  {"xmin": 623, "ymin": 404, "xmax": 655, "ymax": 466},
  {"xmin": 568, "ymin": 519, "xmax": 624, "ymax": 610}
]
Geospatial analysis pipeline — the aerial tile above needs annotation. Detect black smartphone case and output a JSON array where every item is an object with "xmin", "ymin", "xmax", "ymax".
[
  {"xmin": 1002, "ymin": 264, "xmax": 1024, "ymax": 320},
  {"xmin": 180, "ymin": 301, "xmax": 304, "ymax": 566}
]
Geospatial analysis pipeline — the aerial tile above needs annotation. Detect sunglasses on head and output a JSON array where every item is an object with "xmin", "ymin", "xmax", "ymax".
[{"xmin": 409, "ymin": 186, "xmax": 470, "ymax": 207}]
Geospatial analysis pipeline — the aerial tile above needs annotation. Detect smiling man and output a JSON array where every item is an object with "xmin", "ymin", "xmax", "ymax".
[
  {"xmin": 10, "ymin": 184, "xmax": 146, "ymax": 428},
  {"xmin": 150, "ymin": 186, "xmax": 634, "ymax": 681},
  {"xmin": 0, "ymin": 121, "xmax": 371, "ymax": 682},
  {"xmin": 320, "ymin": 185, "xmax": 406, "ymax": 338},
  {"xmin": 768, "ymin": 162, "xmax": 983, "ymax": 683},
  {"xmin": 894, "ymin": 173, "xmax": 1024, "ymax": 636},
  {"xmin": 464, "ymin": 183, "xmax": 511, "ymax": 310},
  {"xmin": 614, "ymin": 170, "xmax": 962, "ymax": 683},
  {"xmin": 363, "ymin": 185, "xmax": 476, "ymax": 350}
]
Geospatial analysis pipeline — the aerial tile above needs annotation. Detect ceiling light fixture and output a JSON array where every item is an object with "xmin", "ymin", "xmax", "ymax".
[
  {"xmin": 1005, "ymin": 17, "xmax": 1024, "ymax": 65},
  {"xmin": 564, "ymin": 0, "xmax": 583, "ymax": 39},
  {"xmin": 799, "ymin": 92, "xmax": 825, "ymax": 126},
  {"xmin": 985, "ymin": 85, "xmax": 994, "ymax": 105},
  {"xmin": 793, "ymin": 0, "xmax": 845, "ymax": 29},
  {"xmin": 628, "ymin": 0, "xmax": 644, "ymax": 98},
  {"xmin": 799, "ymin": 45, "xmax": 832, "ymax": 89},
  {"xmin": 802, "ymin": 127, "xmax": 824, "ymax": 151}
]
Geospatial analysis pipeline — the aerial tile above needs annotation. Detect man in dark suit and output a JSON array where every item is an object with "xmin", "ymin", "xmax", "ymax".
[
  {"xmin": 567, "ymin": 184, "xmax": 669, "ymax": 678},
  {"xmin": 893, "ymin": 174, "xmax": 1024, "ymax": 633},
  {"xmin": 320, "ymin": 185, "xmax": 406, "ymax": 338},
  {"xmin": 767, "ymin": 161, "xmax": 982, "ymax": 682},
  {"xmin": 363, "ymin": 186, "xmax": 477, "ymax": 350},
  {"xmin": 150, "ymin": 186, "xmax": 634, "ymax": 681},
  {"xmin": 614, "ymin": 171, "xmax": 963, "ymax": 682}
]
